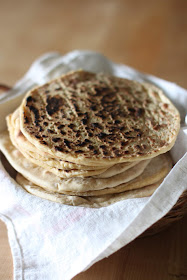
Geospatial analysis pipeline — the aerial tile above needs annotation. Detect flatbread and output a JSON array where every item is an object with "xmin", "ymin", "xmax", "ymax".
[
  {"xmin": 7, "ymin": 112, "xmax": 138, "ymax": 178},
  {"xmin": 0, "ymin": 131, "xmax": 150, "ymax": 192},
  {"xmin": 19, "ymin": 70, "xmax": 180, "ymax": 165},
  {"xmin": 16, "ymin": 173, "xmax": 163, "ymax": 208},
  {"xmin": 68, "ymin": 153, "xmax": 172, "ymax": 196}
]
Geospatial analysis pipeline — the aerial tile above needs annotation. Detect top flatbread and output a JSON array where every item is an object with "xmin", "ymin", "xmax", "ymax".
[{"xmin": 19, "ymin": 70, "xmax": 180, "ymax": 166}]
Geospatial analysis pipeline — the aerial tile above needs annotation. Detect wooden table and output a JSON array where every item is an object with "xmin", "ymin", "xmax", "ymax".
[{"xmin": 0, "ymin": 0, "xmax": 186, "ymax": 279}]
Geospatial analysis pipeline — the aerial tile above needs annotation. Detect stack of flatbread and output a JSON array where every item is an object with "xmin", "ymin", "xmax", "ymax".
[{"xmin": 0, "ymin": 70, "xmax": 180, "ymax": 207}]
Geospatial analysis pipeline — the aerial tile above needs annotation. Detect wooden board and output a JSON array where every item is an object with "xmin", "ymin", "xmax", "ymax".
[{"xmin": 0, "ymin": 0, "xmax": 187, "ymax": 279}]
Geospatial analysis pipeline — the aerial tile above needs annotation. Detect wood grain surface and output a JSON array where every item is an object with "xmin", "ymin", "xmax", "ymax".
[{"xmin": 0, "ymin": 0, "xmax": 187, "ymax": 279}]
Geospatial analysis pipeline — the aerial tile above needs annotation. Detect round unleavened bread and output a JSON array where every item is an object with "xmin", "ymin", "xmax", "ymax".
[
  {"xmin": 20, "ymin": 153, "xmax": 170, "ymax": 197},
  {"xmin": 0, "ymin": 131, "xmax": 150, "ymax": 192},
  {"xmin": 19, "ymin": 70, "xmax": 180, "ymax": 165},
  {"xmin": 68, "ymin": 154, "xmax": 172, "ymax": 196},
  {"xmin": 7, "ymin": 112, "xmax": 137, "ymax": 178},
  {"xmin": 16, "ymin": 173, "xmax": 163, "ymax": 208}
]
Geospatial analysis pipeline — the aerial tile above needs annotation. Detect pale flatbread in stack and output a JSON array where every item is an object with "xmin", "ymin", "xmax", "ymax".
[{"xmin": 16, "ymin": 174, "xmax": 163, "ymax": 208}]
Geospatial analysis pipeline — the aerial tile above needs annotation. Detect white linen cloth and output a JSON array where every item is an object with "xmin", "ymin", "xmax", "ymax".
[{"xmin": 0, "ymin": 51, "xmax": 187, "ymax": 280}]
